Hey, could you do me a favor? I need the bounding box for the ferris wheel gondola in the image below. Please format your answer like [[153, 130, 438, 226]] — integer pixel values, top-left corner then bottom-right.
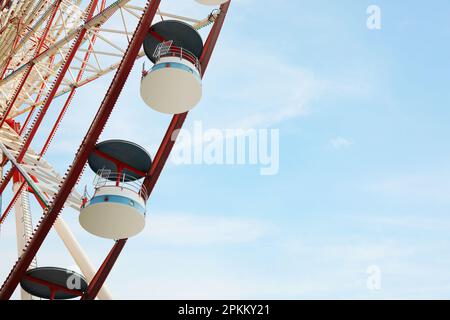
[[0, 0, 232, 300]]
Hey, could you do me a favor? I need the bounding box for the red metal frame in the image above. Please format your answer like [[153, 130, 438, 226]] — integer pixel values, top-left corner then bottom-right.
[[0, 0, 232, 300], [0, 17, 22, 78], [92, 149, 148, 177], [0, 181, 25, 224], [39, 0, 107, 158], [0, 0, 62, 128], [81, 1, 232, 300], [0, 0, 99, 195], [80, 239, 127, 300], [0, 0, 161, 300], [141, 0, 231, 197], [27, 176, 122, 300]]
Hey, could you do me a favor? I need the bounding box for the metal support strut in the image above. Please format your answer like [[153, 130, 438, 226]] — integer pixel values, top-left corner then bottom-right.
[[80, 0, 232, 301], [0, 0, 231, 300], [0, 0, 161, 300]]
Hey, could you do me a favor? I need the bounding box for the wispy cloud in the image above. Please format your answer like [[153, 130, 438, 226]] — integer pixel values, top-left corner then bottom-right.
[[281, 238, 415, 263], [206, 46, 323, 129], [330, 136, 353, 150], [144, 212, 272, 246], [366, 173, 450, 203], [350, 214, 450, 232]]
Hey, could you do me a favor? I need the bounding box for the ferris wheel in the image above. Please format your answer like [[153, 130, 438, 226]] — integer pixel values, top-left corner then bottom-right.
[[0, 0, 231, 300]]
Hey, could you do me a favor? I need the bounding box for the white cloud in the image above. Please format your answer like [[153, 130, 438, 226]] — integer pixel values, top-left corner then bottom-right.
[[144, 212, 271, 246], [281, 239, 415, 263], [121, 274, 258, 300], [350, 214, 450, 232], [330, 136, 353, 150], [120, 270, 318, 300], [200, 37, 375, 131], [367, 173, 450, 203], [207, 46, 321, 129]]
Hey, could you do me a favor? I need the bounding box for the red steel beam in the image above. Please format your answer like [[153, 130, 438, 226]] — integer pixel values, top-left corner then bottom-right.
[[93, 149, 147, 177], [0, 19, 21, 79], [39, 0, 107, 158], [0, 0, 99, 195], [0, 0, 161, 300], [0, 181, 25, 225], [1, 0, 124, 89], [141, 0, 232, 198], [82, 1, 232, 301], [80, 239, 127, 300], [0, 0, 62, 128], [0, 67, 32, 126], [0, 0, 100, 299], [12, 0, 98, 162], [19, 55, 57, 136], [0, 12, 60, 175]]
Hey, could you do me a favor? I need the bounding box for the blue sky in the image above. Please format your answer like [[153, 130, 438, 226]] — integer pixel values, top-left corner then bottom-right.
[[1, 0, 450, 299]]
